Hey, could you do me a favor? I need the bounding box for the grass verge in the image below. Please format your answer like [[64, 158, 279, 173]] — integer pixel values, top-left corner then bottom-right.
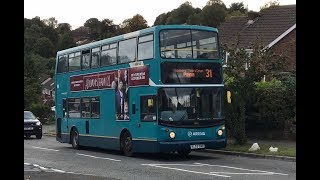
[[223, 142, 296, 157]]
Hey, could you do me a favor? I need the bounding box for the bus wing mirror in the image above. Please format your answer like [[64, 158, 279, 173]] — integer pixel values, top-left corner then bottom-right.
[[227, 91, 232, 104]]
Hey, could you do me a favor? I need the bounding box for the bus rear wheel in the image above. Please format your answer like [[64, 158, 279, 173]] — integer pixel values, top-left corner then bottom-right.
[[121, 131, 133, 157], [71, 129, 80, 149]]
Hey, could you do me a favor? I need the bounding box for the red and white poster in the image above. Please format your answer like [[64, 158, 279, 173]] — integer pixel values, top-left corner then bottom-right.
[[70, 65, 149, 92]]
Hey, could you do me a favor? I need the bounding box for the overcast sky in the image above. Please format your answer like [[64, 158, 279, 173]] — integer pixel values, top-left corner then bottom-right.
[[24, 0, 296, 30]]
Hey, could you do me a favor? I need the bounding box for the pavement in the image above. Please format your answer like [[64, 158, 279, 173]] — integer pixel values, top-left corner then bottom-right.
[[42, 124, 296, 162]]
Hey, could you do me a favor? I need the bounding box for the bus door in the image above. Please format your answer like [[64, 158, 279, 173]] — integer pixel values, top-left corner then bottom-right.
[[61, 97, 69, 135], [56, 97, 67, 139]]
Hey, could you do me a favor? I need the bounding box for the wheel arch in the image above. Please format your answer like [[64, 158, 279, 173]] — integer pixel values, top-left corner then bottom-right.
[[119, 128, 131, 150]]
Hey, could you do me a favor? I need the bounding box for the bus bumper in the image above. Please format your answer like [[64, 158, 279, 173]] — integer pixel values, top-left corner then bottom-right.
[[158, 139, 226, 152], [133, 138, 226, 153]]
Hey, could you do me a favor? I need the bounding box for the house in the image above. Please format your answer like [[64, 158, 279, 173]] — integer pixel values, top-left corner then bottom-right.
[[218, 5, 296, 72], [40, 75, 55, 105]]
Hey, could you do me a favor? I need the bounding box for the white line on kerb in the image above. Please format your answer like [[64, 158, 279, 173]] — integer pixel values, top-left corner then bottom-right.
[[195, 163, 288, 176], [76, 153, 121, 162], [142, 164, 230, 178], [31, 146, 59, 151]]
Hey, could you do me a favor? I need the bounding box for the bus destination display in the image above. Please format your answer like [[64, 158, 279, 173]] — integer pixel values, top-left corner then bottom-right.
[[161, 62, 222, 84]]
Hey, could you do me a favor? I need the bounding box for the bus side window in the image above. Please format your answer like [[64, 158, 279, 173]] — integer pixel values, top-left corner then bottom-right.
[[140, 96, 156, 121]]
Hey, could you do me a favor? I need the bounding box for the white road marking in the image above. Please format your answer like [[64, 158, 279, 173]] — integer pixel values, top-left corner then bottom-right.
[[210, 172, 275, 175], [141, 163, 203, 166], [31, 146, 59, 151], [142, 164, 230, 178], [76, 153, 121, 162], [195, 163, 288, 176], [51, 168, 65, 173], [39, 166, 48, 170], [63, 171, 97, 176], [24, 163, 31, 165]]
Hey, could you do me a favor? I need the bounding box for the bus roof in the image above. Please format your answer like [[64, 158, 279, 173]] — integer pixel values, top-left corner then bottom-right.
[[57, 25, 218, 56]]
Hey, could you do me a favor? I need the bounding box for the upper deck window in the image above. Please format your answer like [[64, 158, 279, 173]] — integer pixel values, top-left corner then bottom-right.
[[101, 43, 117, 67], [118, 38, 136, 64], [160, 30, 219, 60], [81, 50, 90, 70], [57, 55, 68, 73], [91, 47, 100, 68], [138, 34, 154, 60], [69, 52, 81, 71]]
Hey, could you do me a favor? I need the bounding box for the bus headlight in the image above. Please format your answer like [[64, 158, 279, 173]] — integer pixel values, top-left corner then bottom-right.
[[217, 130, 223, 136], [169, 131, 176, 139]]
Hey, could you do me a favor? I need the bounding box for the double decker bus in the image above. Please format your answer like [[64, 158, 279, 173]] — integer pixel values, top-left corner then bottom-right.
[[55, 25, 226, 156]]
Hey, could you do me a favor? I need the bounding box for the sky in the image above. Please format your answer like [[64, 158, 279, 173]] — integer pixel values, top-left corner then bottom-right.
[[24, 0, 296, 30]]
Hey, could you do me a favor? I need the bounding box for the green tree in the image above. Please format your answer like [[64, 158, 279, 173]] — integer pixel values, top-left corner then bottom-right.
[[260, 0, 280, 10], [43, 17, 58, 28], [153, 12, 171, 26], [165, 1, 196, 25], [84, 18, 101, 40], [24, 24, 43, 52], [228, 2, 247, 14], [43, 26, 59, 47], [200, 0, 227, 27], [100, 18, 117, 38], [121, 14, 148, 33], [33, 37, 55, 58], [24, 53, 42, 109], [56, 23, 72, 34], [57, 32, 75, 51], [222, 44, 287, 144], [186, 13, 202, 25]]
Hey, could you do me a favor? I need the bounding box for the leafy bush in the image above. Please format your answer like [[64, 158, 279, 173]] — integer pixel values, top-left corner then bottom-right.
[[254, 78, 296, 132], [225, 94, 247, 145], [29, 103, 52, 124]]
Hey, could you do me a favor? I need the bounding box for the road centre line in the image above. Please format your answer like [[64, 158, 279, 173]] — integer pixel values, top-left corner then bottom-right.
[[142, 164, 230, 178], [76, 153, 121, 162], [195, 163, 288, 176], [31, 146, 59, 151]]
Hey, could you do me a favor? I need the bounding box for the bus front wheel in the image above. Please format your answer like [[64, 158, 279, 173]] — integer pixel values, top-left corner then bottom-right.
[[121, 131, 133, 157], [71, 129, 80, 149]]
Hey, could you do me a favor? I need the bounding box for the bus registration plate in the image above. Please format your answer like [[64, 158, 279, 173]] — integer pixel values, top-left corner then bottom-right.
[[24, 127, 33, 130], [190, 144, 205, 149]]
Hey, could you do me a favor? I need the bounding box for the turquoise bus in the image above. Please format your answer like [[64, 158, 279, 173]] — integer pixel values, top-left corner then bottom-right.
[[55, 25, 226, 156]]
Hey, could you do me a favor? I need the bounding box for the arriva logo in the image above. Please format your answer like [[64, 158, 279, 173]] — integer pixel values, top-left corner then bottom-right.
[[187, 131, 205, 137]]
